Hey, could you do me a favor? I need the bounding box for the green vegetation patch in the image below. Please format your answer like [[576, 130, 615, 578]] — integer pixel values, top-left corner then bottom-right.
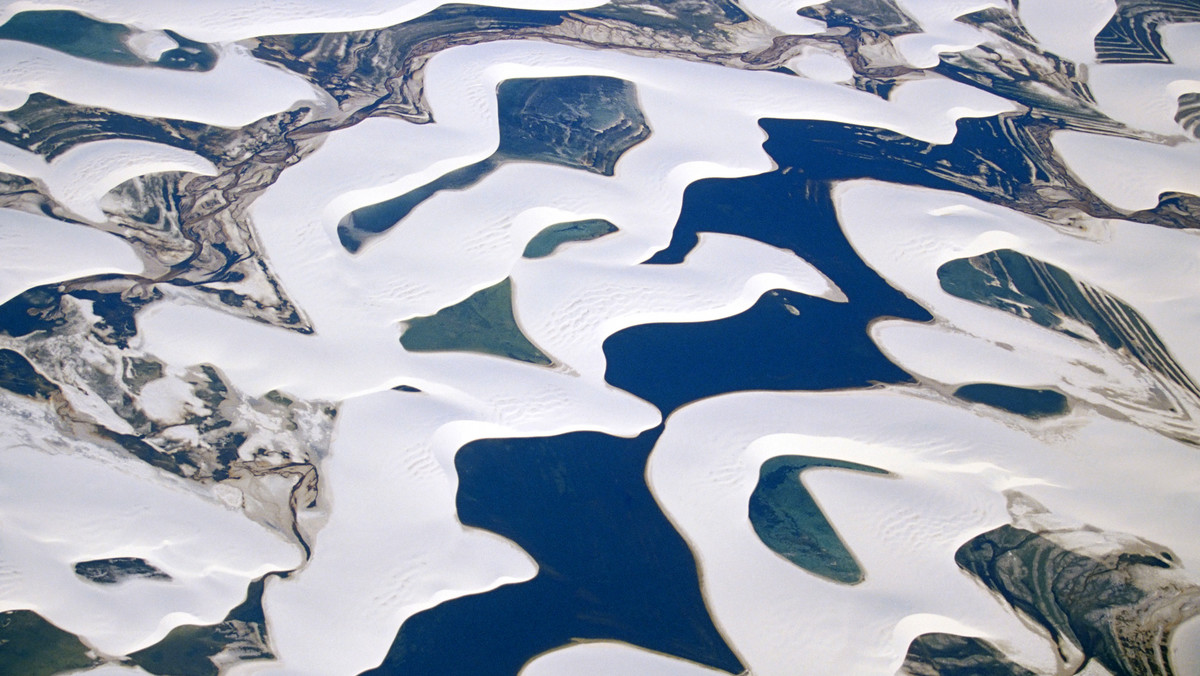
[[938, 248, 1200, 401], [74, 557, 172, 585], [937, 250, 1074, 335], [130, 625, 227, 676], [522, 219, 617, 258], [0, 610, 100, 676], [400, 278, 552, 365], [749, 455, 889, 584], [338, 75, 647, 252]]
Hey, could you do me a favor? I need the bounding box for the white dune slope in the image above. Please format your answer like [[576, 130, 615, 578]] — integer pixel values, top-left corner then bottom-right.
[[0, 209, 143, 304], [0, 138, 216, 221], [649, 389, 1200, 675], [0, 441, 301, 655], [1018, 0, 1115, 63], [0, 40, 321, 126], [1053, 131, 1200, 212], [839, 180, 1200, 435]]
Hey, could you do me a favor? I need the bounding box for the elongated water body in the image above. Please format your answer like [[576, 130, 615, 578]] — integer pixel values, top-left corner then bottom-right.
[[1, 2, 1199, 675], [336, 75, 648, 252], [953, 383, 1068, 419], [606, 169, 927, 413]]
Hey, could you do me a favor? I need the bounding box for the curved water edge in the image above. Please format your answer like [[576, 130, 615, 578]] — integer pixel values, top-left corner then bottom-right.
[[749, 455, 891, 585], [366, 428, 743, 676]]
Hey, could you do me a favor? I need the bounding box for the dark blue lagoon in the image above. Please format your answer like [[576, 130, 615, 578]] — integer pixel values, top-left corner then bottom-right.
[[365, 428, 743, 675], [606, 156, 931, 413]]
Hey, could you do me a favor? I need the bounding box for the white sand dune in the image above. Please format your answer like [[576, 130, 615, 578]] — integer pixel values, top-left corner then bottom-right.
[[0, 208, 143, 304], [888, 0, 1010, 68], [514, 231, 844, 380], [1087, 63, 1200, 137], [0, 441, 301, 656], [0, 138, 217, 221], [0, 39, 322, 126], [1018, 0, 1115, 63], [1162, 22, 1200, 68], [740, 0, 826, 35], [1053, 131, 1200, 211], [835, 180, 1200, 390], [137, 36, 1015, 409], [1028, 0, 1200, 212], [247, 389, 541, 676], [1171, 613, 1200, 676], [1063, 6, 1200, 140]]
